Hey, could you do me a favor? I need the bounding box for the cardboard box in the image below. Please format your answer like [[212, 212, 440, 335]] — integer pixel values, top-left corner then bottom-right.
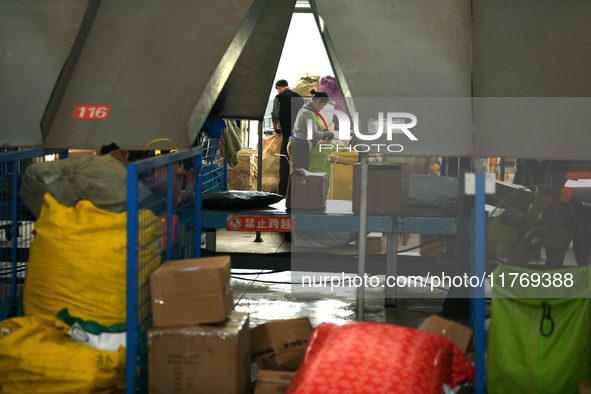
[[228, 151, 255, 191], [418, 315, 472, 353], [353, 162, 410, 216], [148, 311, 250, 394], [250, 318, 312, 371], [366, 232, 386, 254], [290, 169, 328, 210], [247, 136, 283, 193], [254, 370, 295, 394], [150, 256, 233, 328], [419, 234, 446, 258]]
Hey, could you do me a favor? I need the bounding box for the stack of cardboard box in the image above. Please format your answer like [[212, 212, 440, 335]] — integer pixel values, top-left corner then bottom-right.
[[147, 256, 250, 394], [145, 262, 477, 394], [227, 151, 256, 191], [250, 318, 312, 394], [254, 370, 295, 394]]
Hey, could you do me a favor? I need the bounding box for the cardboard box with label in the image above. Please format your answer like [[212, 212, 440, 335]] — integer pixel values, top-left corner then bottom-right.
[[353, 162, 410, 216], [418, 315, 473, 353], [150, 256, 233, 328], [290, 169, 328, 210], [250, 318, 312, 371], [254, 370, 295, 394], [148, 311, 250, 394], [228, 150, 256, 191]]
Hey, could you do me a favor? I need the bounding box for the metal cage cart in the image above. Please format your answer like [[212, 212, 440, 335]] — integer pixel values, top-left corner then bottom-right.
[[125, 146, 202, 394], [0, 148, 68, 316], [197, 133, 227, 194]]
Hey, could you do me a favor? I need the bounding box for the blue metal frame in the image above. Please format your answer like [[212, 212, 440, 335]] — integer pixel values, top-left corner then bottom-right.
[[125, 147, 202, 394], [10, 160, 17, 297], [0, 148, 67, 303], [194, 157, 203, 254], [469, 172, 486, 394], [201, 136, 227, 194], [125, 163, 139, 394], [222, 160, 228, 191], [166, 164, 173, 261], [201, 203, 457, 235]]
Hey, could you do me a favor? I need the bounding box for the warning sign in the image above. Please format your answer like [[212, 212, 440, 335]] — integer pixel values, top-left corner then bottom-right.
[[226, 215, 293, 232]]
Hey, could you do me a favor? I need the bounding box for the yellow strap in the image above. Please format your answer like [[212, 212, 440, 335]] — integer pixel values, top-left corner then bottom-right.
[[143, 138, 178, 152]]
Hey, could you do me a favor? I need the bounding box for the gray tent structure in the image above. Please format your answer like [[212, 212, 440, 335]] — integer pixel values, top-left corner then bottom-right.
[[311, 0, 591, 160], [1, 0, 590, 158], [1, 0, 296, 150]]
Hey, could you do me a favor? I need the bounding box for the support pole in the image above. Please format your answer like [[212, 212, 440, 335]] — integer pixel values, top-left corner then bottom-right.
[[356, 156, 369, 321], [470, 168, 486, 394], [255, 120, 263, 243], [385, 232, 398, 306]]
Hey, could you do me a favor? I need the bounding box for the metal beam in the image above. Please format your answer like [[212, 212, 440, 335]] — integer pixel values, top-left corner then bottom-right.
[[0, 0, 88, 147], [43, 0, 268, 150], [311, 0, 472, 98], [214, 0, 297, 120], [310, 0, 473, 157]]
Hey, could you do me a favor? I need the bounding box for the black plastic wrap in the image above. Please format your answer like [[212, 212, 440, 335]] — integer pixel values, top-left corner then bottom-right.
[[202, 191, 284, 210]]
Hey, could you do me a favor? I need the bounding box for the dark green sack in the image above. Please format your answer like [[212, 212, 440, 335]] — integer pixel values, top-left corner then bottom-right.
[[291, 74, 321, 97]]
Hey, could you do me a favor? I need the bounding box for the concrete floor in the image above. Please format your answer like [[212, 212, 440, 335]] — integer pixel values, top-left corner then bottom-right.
[[222, 225, 579, 331], [217, 229, 488, 329], [216, 226, 580, 393], [219, 224, 582, 393]]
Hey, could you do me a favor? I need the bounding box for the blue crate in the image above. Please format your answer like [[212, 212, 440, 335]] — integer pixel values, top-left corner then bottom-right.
[[199, 135, 227, 194], [125, 147, 202, 394], [0, 147, 204, 393], [0, 148, 67, 319]]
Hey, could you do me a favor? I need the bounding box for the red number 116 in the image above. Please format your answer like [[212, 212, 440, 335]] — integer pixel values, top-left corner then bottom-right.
[[72, 105, 110, 119]]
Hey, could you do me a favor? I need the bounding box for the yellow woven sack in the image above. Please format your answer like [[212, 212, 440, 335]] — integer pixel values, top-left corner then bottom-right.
[[24, 193, 162, 326], [0, 314, 125, 393], [329, 152, 358, 200]]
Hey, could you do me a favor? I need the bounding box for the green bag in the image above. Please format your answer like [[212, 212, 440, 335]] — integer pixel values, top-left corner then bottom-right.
[[308, 143, 337, 181], [487, 264, 591, 394]]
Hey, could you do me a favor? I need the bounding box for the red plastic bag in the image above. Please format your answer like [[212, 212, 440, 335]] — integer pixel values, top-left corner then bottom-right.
[[285, 322, 474, 394]]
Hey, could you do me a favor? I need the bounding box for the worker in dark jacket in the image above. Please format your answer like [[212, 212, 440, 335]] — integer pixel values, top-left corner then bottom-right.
[[271, 79, 304, 196]]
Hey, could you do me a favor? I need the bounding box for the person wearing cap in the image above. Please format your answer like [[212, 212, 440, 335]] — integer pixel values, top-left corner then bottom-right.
[[271, 79, 304, 196]]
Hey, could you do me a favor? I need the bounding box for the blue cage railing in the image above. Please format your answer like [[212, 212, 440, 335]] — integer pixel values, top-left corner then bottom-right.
[[125, 146, 202, 394], [0, 148, 68, 317], [199, 133, 227, 194], [469, 172, 486, 394]]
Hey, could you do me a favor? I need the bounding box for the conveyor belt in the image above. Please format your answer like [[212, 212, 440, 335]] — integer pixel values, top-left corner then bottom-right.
[[202, 199, 457, 234]]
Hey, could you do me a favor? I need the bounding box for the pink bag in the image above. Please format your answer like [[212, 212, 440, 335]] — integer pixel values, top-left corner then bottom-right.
[[319, 76, 345, 130]]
